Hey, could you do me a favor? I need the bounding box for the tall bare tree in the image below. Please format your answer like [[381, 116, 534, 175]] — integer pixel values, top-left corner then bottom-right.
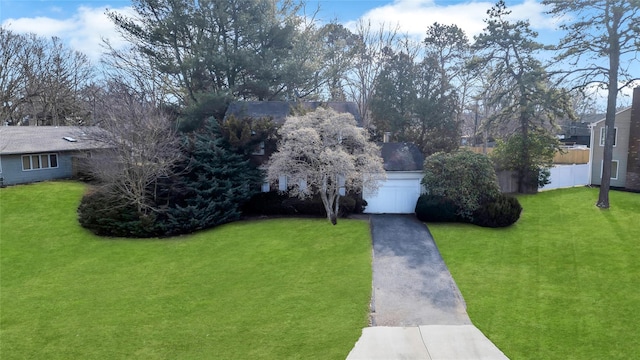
[[344, 20, 399, 129], [542, 0, 640, 208], [86, 80, 182, 215], [316, 22, 360, 101], [0, 26, 94, 126]]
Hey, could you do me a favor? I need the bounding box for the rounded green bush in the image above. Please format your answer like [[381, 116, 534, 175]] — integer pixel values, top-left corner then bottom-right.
[[472, 194, 522, 228], [415, 194, 460, 222], [78, 189, 162, 237], [422, 149, 501, 220]]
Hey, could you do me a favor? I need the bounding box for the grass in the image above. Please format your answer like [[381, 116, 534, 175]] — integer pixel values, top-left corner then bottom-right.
[[429, 187, 640, 360], [0, 181, 372, 359]]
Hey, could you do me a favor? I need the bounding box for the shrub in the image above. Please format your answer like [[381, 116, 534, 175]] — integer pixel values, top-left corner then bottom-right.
[[415, 194, 460, 222], [162, 118, 261, 235], [240, 191, 297, 215], [241, 191, 363, 218], [491, 132, 559, 193], [78, 188, 162, 238], [422, 149, 501, 220], [472, 194, 522, 228]]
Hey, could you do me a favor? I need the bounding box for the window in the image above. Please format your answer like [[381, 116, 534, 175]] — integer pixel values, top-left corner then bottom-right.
[[261, 182, 270, 192], [21, 154, 59, 171], [278, 175, 287, 191], [338, 174, 346, 196], [601, 160, 619, 180], [599, 127, 617, 147]]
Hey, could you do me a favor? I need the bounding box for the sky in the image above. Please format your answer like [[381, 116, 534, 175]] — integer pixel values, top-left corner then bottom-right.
[[0, 0, 564, 62], [0, 0, 637, 106]]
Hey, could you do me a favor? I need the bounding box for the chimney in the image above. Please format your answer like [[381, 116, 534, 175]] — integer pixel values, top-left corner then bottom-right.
[[625, 87, 640, 190], [383, 132, 391, 143]]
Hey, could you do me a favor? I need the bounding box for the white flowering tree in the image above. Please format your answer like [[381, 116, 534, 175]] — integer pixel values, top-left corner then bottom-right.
[[267, 107, 386, 224]]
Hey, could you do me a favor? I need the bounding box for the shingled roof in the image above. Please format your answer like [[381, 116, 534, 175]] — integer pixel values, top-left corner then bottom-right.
[[380, 142, 424, 171], [0, 126, 109, 155], [224, 101, 363, 126]]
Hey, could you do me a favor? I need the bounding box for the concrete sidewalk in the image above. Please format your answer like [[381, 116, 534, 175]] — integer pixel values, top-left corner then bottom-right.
[[346, 325, 509, 360], [346, 215, 509, 359]]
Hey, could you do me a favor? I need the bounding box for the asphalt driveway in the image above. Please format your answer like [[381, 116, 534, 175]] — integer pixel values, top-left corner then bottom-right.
[[369, 214, 471, 326]]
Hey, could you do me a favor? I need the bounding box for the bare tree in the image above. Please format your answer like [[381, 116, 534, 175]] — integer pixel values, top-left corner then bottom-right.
[[344, 20, 399, 129], [543, 0, 640, 208], [267, 107, 385, 225], [85, 80, 182, 215], [101, 40, 178, 108], [0, 26, 95, 126], [0, 28, 45, 124], [36, 37, 94, 126], [0, 27, 25, 124]]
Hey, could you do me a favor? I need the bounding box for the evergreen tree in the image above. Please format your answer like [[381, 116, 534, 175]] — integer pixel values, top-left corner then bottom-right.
[[163, 118, 261, 235], [471, 0, 573, 193]]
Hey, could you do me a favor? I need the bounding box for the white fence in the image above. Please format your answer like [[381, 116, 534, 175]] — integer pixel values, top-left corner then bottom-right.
[[494, 164, 591, 193], [540, 164, 590, 191]]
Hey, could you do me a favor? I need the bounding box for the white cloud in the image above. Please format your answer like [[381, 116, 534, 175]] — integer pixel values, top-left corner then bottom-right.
[[2, 5, 134, 63], [579, 80, 640, 110], [344, 0, 557, 41]]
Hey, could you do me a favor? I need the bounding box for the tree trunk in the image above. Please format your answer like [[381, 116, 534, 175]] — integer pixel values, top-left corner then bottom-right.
[[596, 17, 621, 209], [319, 177, 338, 225], [518, 87, 531, 194]]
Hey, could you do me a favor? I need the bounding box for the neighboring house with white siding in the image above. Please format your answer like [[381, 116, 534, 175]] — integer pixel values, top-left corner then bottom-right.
[[0, 126, 108, 186]]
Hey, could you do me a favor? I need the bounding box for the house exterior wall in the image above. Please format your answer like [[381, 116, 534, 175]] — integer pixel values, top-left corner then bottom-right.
[[590, 108, 631, 187], [363, 171, 424, 214], [0, 151, 78, 186], [625, 88, 640, 191]]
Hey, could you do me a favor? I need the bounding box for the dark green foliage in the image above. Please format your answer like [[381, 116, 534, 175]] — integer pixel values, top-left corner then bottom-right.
[[241, 191, 297, 215], [177, 92, 232, 132], [369, 46, 461, 156], [415, 194, 460, 222], [422, 149, 501, 219], [472, 194, 522, 228], [241, 191, 364, 218], [219, 115, 277, 156], [79, 117, 263, 237], [107, 0, 317, 102], [491, 131, 559, 193], [78, 188, 162, 238], [471, 1, 574, 194], [162, 118, 261, 235]]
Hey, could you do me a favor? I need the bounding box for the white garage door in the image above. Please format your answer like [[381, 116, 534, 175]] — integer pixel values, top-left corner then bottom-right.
[[363, 171, 423, 214]]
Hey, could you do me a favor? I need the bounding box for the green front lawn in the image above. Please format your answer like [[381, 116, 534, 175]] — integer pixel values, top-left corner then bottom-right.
[[0, 181, 372, 359], [429, 187, 640, 359]]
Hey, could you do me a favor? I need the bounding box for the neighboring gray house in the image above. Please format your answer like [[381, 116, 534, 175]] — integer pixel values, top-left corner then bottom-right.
[[588, 87, 640, 190], [0, 126, 107, 186]]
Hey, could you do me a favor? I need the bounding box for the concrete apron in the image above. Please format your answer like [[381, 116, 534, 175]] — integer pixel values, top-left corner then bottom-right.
[[346, 325, 509, 360]]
